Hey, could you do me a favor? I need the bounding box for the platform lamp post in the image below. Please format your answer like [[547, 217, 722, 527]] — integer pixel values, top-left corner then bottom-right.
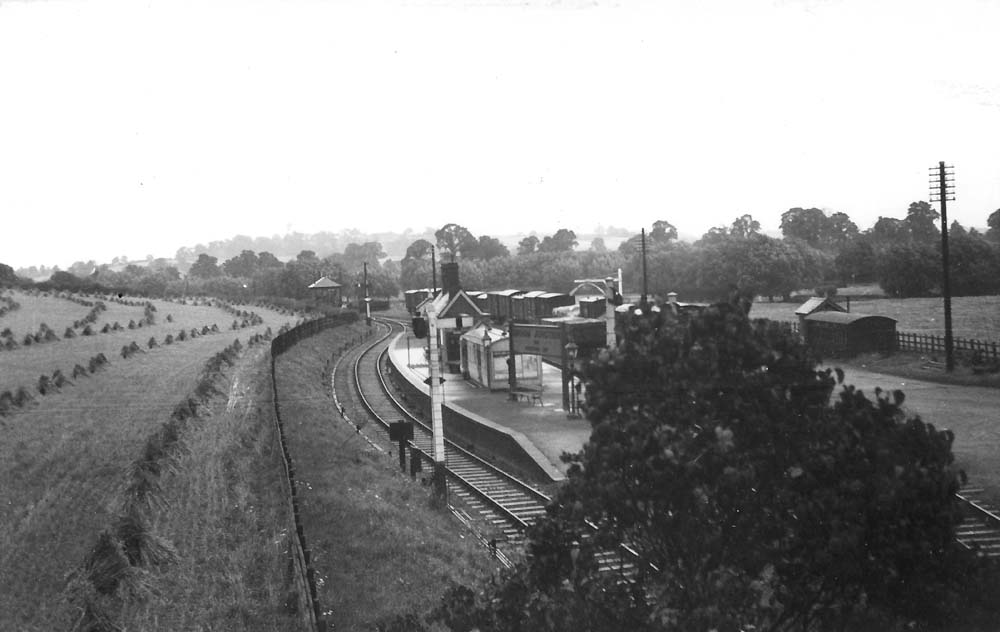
[[565, 341, 579, 418]]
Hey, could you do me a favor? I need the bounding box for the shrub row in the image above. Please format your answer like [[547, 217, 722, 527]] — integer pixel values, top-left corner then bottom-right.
[[120, 341, 143, 359], [57, 291, 97, 307], [0, 293, 20, 318], [72, 301, 107, 329], [0, 387, 33, 417], [0, 353, 109, 416], [1, 316, 221, 353], [67, 337, 250, 627], [0, 324, 232, 416]]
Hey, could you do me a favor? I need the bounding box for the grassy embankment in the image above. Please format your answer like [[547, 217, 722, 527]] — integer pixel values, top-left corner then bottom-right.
[[0, 298, 290, 630], [274, 324, 501, 630]]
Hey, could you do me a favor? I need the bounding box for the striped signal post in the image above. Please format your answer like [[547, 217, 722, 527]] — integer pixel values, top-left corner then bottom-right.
[[425, 301, 448, 503], [930, 161, 956, 372], [362, 261, 371, 327], [604, 276, 618, 347]]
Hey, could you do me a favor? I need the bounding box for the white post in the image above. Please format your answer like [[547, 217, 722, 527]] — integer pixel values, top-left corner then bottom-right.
[[605, 277, 617, 348], [426, 303, 447, 501]]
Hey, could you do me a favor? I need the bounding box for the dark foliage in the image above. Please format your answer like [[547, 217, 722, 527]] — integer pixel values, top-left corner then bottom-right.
[[430, 300, 991, 631]]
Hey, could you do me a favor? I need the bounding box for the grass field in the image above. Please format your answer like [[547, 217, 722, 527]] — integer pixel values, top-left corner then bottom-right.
[[0, 295, 292, 399], [0, 290, 91, 338], [118, 345, 306, 631], [0, 295, 292, 631], [274, 326, 501, 630], [750, 294, 1000, 342]]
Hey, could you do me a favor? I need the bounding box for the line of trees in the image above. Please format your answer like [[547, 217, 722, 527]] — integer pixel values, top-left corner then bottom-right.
[[2, 242, 401, 305], [7, 204, 1000, 303], [395, 206, 1000, 301]]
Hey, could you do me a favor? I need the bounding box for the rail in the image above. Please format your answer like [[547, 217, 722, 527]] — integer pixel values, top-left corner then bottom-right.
[[344, 318, 552, 561]]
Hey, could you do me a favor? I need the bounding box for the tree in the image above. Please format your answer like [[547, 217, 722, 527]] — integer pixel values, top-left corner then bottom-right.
[[986, 209, 1000, 243], [0, 262, 18, 286], [538, 228, 578, 253], [404, 238, 434, 261], [650, 219, 678, 244], [187, 254, 221, 279], [222, 250, 259, 277], [435, 223, 477, 259], [869, 216, 909, 246], [780, 207, 828, 247], [257, 251, 283, 269], [67, 260, 98, 278], [875, 242, 940, 297], [825, 211, 859, 250], [948, 229, 1000, 296], [470, 235, 509, 260], [589, 237, 607, 253], [433, 302, 979, 631], [729, 213, 761, 239], [906, 201, 941, 244], [620, 221, 678, 256], [835, 236, 877, 285], [517, 235, 540, 256], [341, 242, 386, 276]]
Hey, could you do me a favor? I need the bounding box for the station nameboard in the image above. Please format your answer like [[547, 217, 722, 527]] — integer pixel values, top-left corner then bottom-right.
[[510, 323, 563, 360]]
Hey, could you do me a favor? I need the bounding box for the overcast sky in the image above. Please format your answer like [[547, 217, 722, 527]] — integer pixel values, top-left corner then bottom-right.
[[2, 0, 999, 269]]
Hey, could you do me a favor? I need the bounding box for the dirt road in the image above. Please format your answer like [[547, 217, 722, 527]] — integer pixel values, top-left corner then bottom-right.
[[829, 365, 1000, 504]]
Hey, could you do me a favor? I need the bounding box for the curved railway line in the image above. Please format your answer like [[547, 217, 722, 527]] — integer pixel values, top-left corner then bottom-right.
[[331, 317, 554, 566], [332, 316, 1000, 571]]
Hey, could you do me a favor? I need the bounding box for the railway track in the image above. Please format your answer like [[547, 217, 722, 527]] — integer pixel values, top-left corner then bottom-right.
[[334, 316, 1000, 571], [332, 317, 556, 565], [956, 487, 1000, 557]]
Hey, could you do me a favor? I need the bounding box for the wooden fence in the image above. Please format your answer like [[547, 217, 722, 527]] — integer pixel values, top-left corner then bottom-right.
[[895, 331, 1000, 362], [270, 310, 359, 632]]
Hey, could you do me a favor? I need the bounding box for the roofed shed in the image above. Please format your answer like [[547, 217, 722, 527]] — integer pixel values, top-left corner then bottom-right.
[[803, 311, 897, 358], [307, 276, 343, 304]]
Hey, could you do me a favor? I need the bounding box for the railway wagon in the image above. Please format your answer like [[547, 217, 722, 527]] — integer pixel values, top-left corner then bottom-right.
[[531, 292, 575, 321], [485, 289, 523, 322], [511, 291, 546, 322], [578, 296, 607, 319], [467, 291, 489, 314], [404, 288, 433, 314]]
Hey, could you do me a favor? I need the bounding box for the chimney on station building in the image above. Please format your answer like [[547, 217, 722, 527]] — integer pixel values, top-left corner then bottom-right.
[[441, 262, 461, 297]]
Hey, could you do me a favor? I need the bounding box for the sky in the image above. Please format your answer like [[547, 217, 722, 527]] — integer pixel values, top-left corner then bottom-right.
[[2, 0, 999, 269]]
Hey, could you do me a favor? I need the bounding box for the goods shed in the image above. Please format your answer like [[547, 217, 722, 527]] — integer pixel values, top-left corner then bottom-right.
[[803, 311, 897, 358]]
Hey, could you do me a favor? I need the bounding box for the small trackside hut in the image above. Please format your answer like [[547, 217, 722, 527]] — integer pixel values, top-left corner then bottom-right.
[[307, 276, 343, 306]]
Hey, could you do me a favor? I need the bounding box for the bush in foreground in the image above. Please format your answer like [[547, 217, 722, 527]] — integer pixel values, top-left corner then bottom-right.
[[425, 299, 995, 631]]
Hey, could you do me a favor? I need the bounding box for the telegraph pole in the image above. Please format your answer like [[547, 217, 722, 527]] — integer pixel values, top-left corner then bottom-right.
[[640, 228, 648, 308], [930, 161, 956, 372], [430, 246, 438, 297]]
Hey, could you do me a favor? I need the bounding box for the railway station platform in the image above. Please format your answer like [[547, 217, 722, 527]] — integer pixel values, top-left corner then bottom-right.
[[387, 332, 593, 484]]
